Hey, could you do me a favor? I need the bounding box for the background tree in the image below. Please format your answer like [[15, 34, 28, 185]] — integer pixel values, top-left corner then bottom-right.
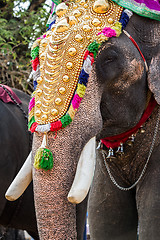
[[0, 0, 50, 94]]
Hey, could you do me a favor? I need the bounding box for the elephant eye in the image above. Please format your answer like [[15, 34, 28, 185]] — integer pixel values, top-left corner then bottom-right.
[[103, 50, 118, 64]]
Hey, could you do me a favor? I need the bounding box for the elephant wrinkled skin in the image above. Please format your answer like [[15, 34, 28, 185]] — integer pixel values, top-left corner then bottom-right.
[[32, 73, 102, 239], [88, 14, 160, 240]]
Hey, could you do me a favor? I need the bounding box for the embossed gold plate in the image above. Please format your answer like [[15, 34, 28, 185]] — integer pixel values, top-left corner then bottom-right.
[[35, 0, 123, 124]]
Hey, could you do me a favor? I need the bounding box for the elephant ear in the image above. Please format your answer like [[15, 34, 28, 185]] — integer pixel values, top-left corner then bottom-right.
[[148, 54, 160, 104]]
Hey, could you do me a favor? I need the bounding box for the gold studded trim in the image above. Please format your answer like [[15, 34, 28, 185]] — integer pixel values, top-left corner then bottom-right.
[[34, 0, 123, 125]]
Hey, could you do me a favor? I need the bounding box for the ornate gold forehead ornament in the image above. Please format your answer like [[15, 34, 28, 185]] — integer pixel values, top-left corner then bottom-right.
[[28, 0, 133, 170]]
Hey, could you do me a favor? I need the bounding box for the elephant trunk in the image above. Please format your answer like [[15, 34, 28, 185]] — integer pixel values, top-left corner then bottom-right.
[[32, 73, 102, 239]]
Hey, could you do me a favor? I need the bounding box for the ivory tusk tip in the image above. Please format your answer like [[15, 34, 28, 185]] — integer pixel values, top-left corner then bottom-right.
[[67, 196, 80, 204], [5, 194, 16, 201], [67, 189, 87, 204]]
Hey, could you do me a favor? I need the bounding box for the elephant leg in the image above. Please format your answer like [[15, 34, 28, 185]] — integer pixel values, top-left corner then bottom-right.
[[88, 153, 138, 240], [136, 145, 160, 240]]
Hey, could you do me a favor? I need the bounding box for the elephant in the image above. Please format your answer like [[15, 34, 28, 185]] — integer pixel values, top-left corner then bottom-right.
[[88, 9, 160, 240], [7, 0, 159, 239], [0, 86, 39, 240]]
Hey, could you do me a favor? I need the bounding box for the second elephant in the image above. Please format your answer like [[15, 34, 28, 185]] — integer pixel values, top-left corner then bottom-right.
[[88, 10, 160, 240]]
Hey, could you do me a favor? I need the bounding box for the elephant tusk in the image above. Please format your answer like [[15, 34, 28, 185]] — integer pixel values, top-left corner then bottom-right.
[[5, 151, 32, 201], [67, 137, 96, 204]]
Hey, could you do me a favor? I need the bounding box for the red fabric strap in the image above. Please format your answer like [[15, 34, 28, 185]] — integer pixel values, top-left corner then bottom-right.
[[101, 96, 157, 149], [0, 85, 22, 104]]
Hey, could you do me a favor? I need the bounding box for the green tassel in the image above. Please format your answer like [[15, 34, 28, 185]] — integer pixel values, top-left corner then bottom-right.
[[34, 133, 53, 171], [34, 148, 43, 169], [34, 148, 53, 170], [39, 148, 53, 170]]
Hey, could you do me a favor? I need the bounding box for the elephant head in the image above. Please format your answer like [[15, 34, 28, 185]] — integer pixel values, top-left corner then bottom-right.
[[88, 10, 160, 240]]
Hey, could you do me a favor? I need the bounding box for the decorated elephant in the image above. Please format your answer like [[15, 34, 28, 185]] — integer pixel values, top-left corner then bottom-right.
[[0, 85, 39, 239], [6, 0, 160, 239]]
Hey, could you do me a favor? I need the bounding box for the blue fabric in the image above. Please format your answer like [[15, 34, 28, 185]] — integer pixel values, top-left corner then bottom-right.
[[119, 11, 130, 29], [78, 69, 89, 87]]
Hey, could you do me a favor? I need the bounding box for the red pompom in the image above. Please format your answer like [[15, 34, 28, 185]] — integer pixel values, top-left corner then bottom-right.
[[30, 122, 38, 133], [31, 57, 39, 71], [50, 121, 62, 132]]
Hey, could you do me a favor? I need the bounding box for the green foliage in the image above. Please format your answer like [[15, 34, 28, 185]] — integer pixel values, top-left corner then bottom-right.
[[0, 0, 50, 93]]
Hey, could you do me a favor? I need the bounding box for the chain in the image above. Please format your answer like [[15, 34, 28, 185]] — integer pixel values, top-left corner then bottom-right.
[[0, 85, 33, 149], [0, 85, 28, 121], [101, 107, 160, 191]]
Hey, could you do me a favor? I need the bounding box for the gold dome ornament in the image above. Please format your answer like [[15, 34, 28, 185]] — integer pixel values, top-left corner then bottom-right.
[[35, 110, 41, 117], [36, 89, 43, 97], [59, 87, 66, 94], [55, 98, 62, 105], [36, 101, 42, 108], [66, 62, 74, 69], [73, 9, 82, 18], [63, 75, 70, 82], [92, 18, 102, 27], [69, 16, 77, 26], [56, 3, 68, 17], [68, 47, 77, 56], [32, 0, 123, 125], [51, 109, 59, 116], [37, 77, 43, 84], [55, 19, 70, 33], [41, 114, 48, 121], [93, 0, 110, 14], [75, 34, 83, 42], [83, 25, 92, 32]]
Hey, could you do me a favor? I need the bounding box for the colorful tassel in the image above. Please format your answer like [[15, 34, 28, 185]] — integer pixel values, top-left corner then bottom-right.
[[39, 149, 53, 170], [34, 133, 53, 171]]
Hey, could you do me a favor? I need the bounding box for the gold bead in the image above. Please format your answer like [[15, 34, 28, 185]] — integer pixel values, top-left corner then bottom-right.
[[63, 75, 70, 82], [87, 35, 91, 40], [66, 62, 73, 69], [51, 109, 58, 116], [85, 15, 90, 20], [84, 4, 88, 8], [37, 77, 43, 84], [55, 98, 62, 105], [36, 100, 42, 108], [80, 0, 86, 5], [59, 87, 66, 94], [83, 25, 91, 32], [36, 89, 43, 97], [41, 114, 48, 121], [97, 27, 101, 31], [73, 9, 82, 17], [92, 18, 101, 27], [35, 110, 41, 117], [55, 19, 69, 33], [108, 17, 114, 24], [93, 0, 110, 14], [52, 45, 58, 50], [69, 16, 77, 26], [56, 3, 68, 17], [68, 47, 77, 56], [73, 4, 78, 9], [75, 34, 83, 42], [75, 0, 81, 2], [46, 31, 51, 37]]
